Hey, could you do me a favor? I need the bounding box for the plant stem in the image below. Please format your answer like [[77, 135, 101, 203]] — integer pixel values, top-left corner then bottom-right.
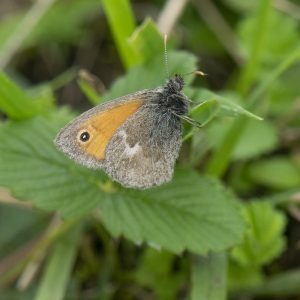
[[191, 252, 227, 300], [157, 0, 188, 35]]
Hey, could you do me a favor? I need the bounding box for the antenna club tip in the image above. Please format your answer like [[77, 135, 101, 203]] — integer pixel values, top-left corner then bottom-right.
[[195, 71, 207, 76]]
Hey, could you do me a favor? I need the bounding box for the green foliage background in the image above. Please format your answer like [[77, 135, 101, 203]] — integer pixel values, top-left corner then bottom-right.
[[0, 0, 300, 299]]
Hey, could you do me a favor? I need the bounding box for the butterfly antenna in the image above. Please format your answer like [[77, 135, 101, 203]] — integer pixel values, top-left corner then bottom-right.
[[182, 70, 207, 77], [164, 34, 170, 79]]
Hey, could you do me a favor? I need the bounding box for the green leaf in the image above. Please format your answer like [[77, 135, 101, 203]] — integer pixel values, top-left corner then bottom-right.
[[98, 171, 245, 254], [35, 225, 81, 300], [267, 68, 300, 116], [246, 156, 300, 189], [230, 119, 278, 160], [206, 119, 278, 160], [103, 51, 197, 101], [217, 98, 263, 121], [0, 117, 245, 254], [0, 72, 54, 120], [228, 263, 264, 291], [238, 10, 300, 72], [191, 252, 227, 300], [190, 98, 219, 126], [191, 89, 263, 122], [134, 248, 184, 300], [205, 43, 300, 177], [102, 0, 138, 68], [128, 18, 163, 64], [231, 201, 287, 267]]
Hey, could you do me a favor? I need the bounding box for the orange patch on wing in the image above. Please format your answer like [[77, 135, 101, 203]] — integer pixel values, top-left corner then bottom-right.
[[81, 99, 142, 160]]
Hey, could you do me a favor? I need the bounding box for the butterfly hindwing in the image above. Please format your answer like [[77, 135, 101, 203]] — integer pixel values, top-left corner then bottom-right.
[[103, 102, 182, 189]]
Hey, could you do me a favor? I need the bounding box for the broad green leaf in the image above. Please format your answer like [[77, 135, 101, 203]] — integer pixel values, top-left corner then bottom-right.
[[128, 18, 163, 64], [103, 51, 198, 101], [102, 0, 138, 68], [0, 72, 54, 120], [230, 119, 278, 160], [246, 156, 300, 189], [206, 119, 278, 160], [98, 171, 245, 254], [35, 225, 81, 300], [231, 201, 287, 267], [0, 117, 245, 254], [191, 252, 227, 300]]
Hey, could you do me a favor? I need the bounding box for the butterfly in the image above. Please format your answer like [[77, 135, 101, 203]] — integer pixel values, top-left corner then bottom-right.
[[54, 72, 202, 189]]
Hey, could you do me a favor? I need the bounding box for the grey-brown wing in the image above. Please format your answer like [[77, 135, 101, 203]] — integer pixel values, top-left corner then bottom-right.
[[103, 104, 182, 189], [54, 89, 151, 169]]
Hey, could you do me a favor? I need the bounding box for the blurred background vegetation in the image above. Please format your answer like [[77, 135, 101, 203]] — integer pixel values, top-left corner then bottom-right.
[[0, 0, 300, 299]]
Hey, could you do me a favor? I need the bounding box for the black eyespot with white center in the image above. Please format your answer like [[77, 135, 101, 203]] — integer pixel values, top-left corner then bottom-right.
[[79, 131, 90, 142]]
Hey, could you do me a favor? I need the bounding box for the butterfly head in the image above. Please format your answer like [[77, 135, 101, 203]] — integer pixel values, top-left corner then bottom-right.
[[159, 74, 188, 116], [165, 74, 184, 93]]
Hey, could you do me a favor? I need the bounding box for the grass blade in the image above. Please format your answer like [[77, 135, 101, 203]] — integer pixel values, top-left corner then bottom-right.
[[34, 225, 81, 300], [102, 0, 138, 69]]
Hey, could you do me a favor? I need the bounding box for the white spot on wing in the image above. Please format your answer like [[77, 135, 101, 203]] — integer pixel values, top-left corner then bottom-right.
[[124, 143, 141, 156], [118, 130, 141, 158]]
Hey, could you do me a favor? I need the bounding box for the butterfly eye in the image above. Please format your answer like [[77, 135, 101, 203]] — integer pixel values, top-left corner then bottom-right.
[[79, 131, 90, 142]]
